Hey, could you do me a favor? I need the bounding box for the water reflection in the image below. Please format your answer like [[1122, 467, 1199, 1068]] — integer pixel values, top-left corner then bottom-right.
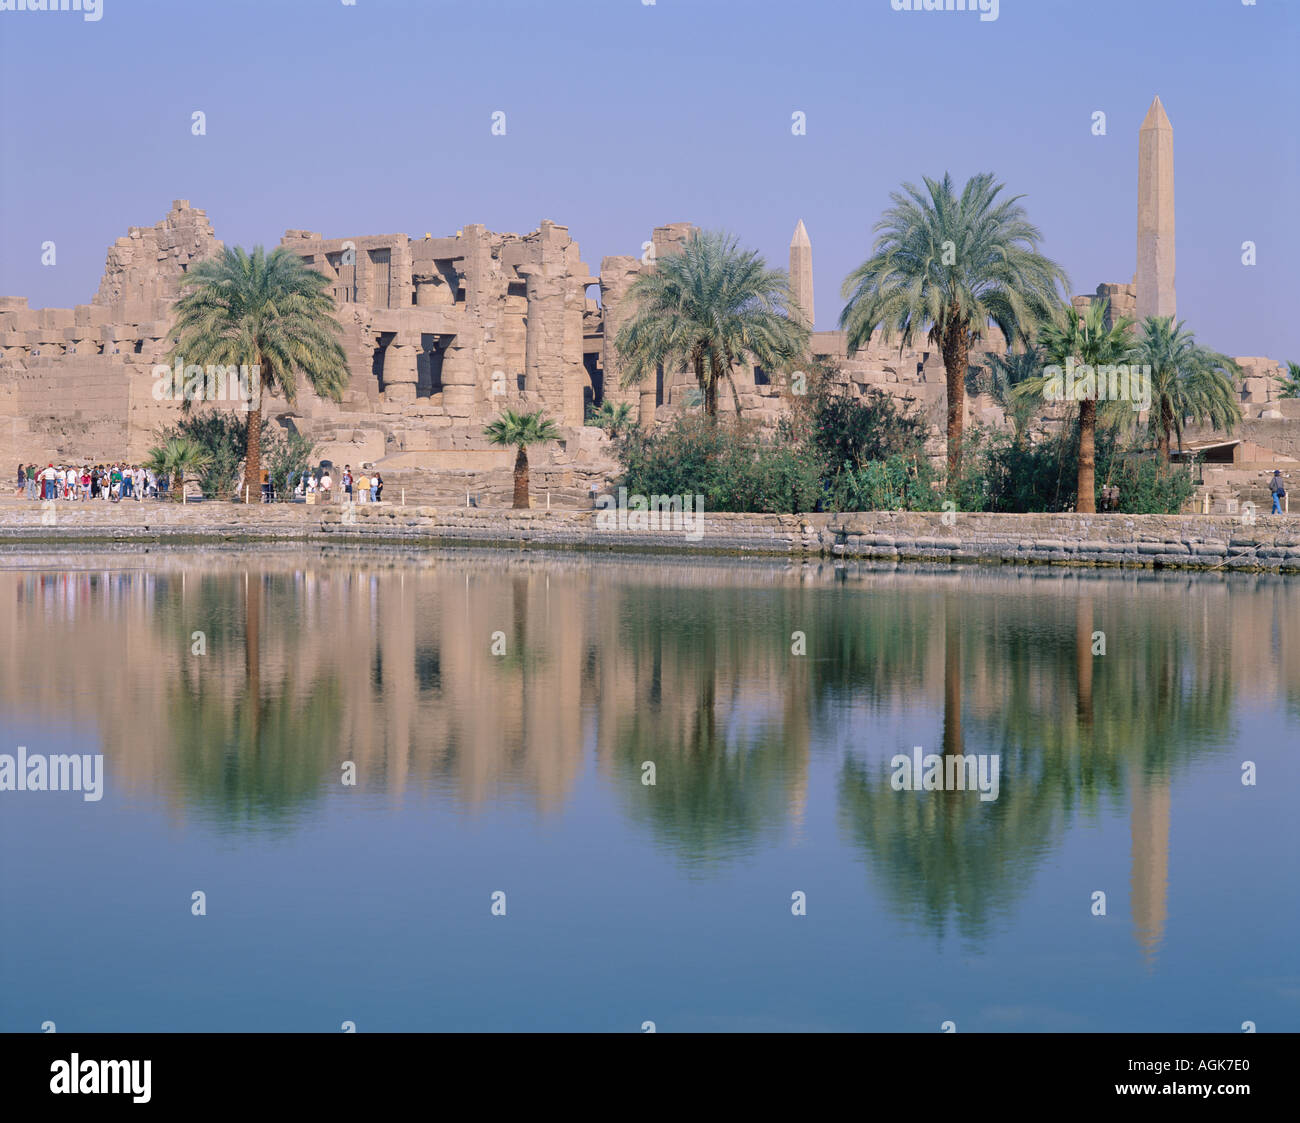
[[2, 551, 1295, 965]]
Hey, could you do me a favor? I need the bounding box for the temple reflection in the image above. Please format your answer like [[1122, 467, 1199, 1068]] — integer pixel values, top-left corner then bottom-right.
[[2, 552, 1295, 962]]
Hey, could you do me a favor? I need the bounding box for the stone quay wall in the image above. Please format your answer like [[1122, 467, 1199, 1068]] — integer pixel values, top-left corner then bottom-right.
[[1, 503, 1297, 573]]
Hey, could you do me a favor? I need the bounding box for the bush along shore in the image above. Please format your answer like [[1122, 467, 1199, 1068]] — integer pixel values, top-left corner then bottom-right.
[[1, 503, 1297, 573]]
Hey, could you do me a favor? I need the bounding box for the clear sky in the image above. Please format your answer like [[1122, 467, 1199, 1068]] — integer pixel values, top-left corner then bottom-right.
[[1, 0, 1296, 358]]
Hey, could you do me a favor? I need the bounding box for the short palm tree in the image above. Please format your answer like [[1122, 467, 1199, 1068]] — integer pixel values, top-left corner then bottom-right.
[[981, 342, 1046, 447], [588, 399, 634, 439], [484, 409, 561, 509], [169, 246, 350, 501], [145, 436, 211, 502], [614, 229, 809, 420], [1016, 301, 1134, 513], [1277, 361, 1300, 399], [840, 173, 1069, 476], [1135, 317, 1241, 463]]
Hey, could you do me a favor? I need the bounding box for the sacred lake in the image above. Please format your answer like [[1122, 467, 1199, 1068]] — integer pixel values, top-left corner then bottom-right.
[[0, 548, 1295, 1032]]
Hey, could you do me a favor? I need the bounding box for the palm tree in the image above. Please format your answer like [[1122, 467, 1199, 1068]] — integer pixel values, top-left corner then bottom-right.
[[840, 173, 1069, 476], [144, 436, 211, 502], [588, 399, 634, 439], [981, 342, 1046, 447], [1276, 361, 1300, 399], [1135, 317, 1241, 463], [1018, 301, 1134, 513], [614, 229, 809, 420], [169, 246, 350, 502], [484, 409, 561, 509]]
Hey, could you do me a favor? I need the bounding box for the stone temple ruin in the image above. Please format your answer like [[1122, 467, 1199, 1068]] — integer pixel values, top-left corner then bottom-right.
[[1, 97, 1295, 507]]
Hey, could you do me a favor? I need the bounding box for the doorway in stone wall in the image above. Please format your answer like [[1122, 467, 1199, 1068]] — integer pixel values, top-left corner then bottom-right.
[[368, 248, 392, 308], [372, 332, 395, 395], [583, 353, 603, 417], [418, 334, 447, 400]]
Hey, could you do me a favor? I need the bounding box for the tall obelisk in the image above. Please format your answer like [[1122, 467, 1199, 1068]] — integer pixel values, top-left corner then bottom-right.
[[1136, 96, 1175, 321], [790, 220, 815, 329]]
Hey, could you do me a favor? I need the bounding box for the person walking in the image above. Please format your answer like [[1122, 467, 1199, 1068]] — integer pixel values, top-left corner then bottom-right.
[[343, 465, 353, 503], [26, 462, 36, 499], [16, 463, 25, 498], [1270, 470, 1286, 515], [371, 471, 381, 503]]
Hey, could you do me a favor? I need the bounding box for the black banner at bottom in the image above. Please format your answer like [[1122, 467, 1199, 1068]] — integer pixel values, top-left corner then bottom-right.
[[1, 1031, 1291, 1109]]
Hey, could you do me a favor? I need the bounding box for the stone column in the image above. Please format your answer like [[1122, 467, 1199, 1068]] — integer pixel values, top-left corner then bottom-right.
[[521, 268, 556, 396], [441, 337, 476, 419], [520, 256, 586, 425], [381, 339, 418, 405], [599, 255, 642, 416], [644, 224, 697, 422], [414, 274, 452, 307]]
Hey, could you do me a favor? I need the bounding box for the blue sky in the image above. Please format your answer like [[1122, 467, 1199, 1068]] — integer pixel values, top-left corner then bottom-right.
[[1, 0, 1297, 358]]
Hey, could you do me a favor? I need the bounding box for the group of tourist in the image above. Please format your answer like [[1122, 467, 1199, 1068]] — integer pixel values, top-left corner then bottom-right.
[[16, 460, 386, 505], [291, 464, 383, 504], [16, 462, 169, 502]]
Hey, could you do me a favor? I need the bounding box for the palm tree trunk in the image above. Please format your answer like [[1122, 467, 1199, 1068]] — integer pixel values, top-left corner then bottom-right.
[[244, 387, 262, 505], [513, 445, 530, 509], [942, 594, 962, 757], [1076, 596, 1094, 732], [245, 571, 261, 744], [695, 353, 716, 421], [940, 318, 969, 478], [174, 469, 184, 503], [1157, 402, 1171, 472], [1077, 397, 1097, 513]]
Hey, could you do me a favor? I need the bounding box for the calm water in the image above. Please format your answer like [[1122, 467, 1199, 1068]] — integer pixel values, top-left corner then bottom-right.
[[1, 548, 1296, 1033]]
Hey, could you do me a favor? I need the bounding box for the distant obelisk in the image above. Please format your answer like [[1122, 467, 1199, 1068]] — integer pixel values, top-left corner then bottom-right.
[[790, 220, 814, 329], [1136, 96, 1176, 321]]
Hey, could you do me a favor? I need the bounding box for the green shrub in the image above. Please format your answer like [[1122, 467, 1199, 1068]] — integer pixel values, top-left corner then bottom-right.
[[159, 411, 313, 501], [827, 454, 942, 512], [810, 387, 932, 468], [265, 429, 318, 500], [1105, 453, 1197, 514], [611, 381, 1194, 515], [163, 413, 249, 499], [957, 425, 1196, 514], [616, 415, 823, 513]]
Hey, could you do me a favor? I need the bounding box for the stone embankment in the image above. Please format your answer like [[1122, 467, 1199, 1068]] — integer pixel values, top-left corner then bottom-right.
[[0, 501, 1297, 572]]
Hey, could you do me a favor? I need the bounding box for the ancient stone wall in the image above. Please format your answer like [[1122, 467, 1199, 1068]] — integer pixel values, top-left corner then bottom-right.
[[1, 184, 1292, 476], [4, 505, 1298, 574], [0, 201, 234, 463]]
